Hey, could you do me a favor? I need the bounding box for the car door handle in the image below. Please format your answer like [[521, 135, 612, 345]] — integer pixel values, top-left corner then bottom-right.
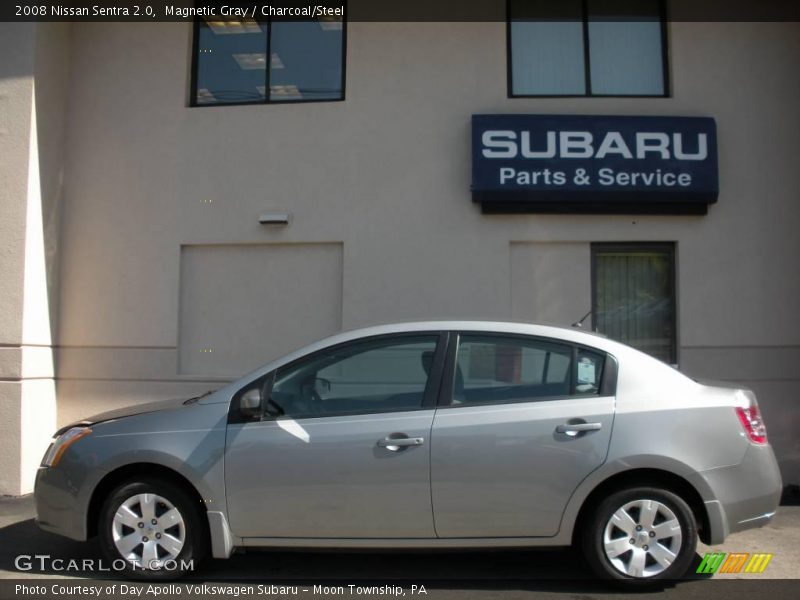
[[377, 436, 424, 450], [556, 422, 602, 436]]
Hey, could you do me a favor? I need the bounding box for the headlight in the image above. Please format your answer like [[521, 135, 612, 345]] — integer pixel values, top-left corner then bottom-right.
[[41, 427, 92, 468]]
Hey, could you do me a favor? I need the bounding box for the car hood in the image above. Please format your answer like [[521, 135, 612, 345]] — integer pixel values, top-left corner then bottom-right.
[[54, 396, 207, 435]]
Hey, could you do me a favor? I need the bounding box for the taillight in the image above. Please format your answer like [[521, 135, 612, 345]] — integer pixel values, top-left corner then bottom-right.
[[736, 404, 767, 444]]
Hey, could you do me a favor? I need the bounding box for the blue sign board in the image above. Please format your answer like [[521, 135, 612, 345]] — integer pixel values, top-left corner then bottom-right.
[[472, 114, 718, 214]]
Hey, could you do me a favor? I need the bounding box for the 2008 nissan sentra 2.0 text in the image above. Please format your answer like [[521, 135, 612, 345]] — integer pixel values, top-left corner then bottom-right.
[[34, 321, 782, 586]]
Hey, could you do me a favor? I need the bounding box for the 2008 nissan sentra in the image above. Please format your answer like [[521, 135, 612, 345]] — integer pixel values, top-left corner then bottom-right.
[[34, 321, 782, 586]]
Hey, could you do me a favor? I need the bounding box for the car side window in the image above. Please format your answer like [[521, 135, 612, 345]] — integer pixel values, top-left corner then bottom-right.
[[269, 335, 439, 419], [575, 347, 606, 395], [452, 335, 605, 406]]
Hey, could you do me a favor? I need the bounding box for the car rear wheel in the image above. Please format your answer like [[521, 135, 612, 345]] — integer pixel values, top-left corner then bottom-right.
[[582, 486, 697, 585], [98, 478, 207, 579]]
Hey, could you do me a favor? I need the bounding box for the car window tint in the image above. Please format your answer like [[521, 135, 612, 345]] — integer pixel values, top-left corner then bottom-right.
[[454, 335, 574, 405], [270, 336, 438, 418], [452, 335, 603, 404]]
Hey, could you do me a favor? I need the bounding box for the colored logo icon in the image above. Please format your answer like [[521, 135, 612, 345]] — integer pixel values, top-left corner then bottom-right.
[[696, 552, 773, 574]]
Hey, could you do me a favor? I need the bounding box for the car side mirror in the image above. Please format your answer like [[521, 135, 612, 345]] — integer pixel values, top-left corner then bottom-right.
[[240, 388, 263, 419]]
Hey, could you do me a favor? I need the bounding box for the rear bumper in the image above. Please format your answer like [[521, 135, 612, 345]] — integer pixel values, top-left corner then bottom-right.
[[694, 443, 782, 545]]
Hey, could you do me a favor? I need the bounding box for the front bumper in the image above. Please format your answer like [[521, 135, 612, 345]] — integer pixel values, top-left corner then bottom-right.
[[694, 443, 782, 545], [34, 466, 87, 541]]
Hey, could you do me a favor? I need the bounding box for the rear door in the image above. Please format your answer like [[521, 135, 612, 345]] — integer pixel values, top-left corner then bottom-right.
[[431, 332, 615, 537]]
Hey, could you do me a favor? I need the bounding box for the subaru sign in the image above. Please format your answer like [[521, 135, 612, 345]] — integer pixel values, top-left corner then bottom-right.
[[472, 114, 718, 214]]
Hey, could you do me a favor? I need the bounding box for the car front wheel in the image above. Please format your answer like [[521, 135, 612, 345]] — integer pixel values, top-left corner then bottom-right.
[[98, 478, 207, 579], [582, 486, 697, 585]]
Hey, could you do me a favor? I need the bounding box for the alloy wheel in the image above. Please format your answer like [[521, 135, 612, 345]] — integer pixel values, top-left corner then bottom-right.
[[112, 493, 186, 569], [602, 498, 683, 578]]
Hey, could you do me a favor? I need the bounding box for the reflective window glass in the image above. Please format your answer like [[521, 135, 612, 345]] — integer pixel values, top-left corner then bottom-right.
[[195, 19, 268, 105], [509, 0, 667, 97], [270, 20, 345, 101], [269, 336, 438, 418], [588, 0, 665, 95], [193, 16, 345, 106], [453, 335, 575, 405]]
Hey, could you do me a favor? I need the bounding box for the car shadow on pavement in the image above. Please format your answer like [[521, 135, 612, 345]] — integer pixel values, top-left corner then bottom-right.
[[0, 516, 711, 593]]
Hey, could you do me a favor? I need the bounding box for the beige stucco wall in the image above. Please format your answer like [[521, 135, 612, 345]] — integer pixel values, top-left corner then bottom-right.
[[0, 22, 69, 494], [47, 20, 800, 488], [178, 243, 344, 376]]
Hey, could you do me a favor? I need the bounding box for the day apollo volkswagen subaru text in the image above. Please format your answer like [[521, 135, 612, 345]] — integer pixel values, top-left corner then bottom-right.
[[34, 321, 782, 585]]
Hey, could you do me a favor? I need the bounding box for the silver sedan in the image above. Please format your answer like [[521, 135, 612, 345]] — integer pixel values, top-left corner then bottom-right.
[[34, 321, 782, 586]]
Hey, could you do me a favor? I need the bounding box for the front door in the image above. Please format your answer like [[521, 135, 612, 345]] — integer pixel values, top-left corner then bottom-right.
[[431, 333, 614, 537], [225, 333, 445, 538]]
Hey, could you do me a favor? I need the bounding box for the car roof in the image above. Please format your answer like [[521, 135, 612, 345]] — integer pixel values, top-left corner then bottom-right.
[[331, 320, 607, 342], [271, 320, 617, 373]]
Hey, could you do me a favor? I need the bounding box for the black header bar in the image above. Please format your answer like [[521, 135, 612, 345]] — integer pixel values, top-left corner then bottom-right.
[[2, 0, 799, 22]]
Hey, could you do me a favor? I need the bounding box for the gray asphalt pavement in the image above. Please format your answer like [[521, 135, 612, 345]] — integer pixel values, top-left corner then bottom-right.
[[0, 496, 798, 599]]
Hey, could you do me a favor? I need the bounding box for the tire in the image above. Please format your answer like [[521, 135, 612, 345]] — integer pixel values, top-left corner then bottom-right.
[[98, 478, 208, 580], [581, 486, 697, 586]]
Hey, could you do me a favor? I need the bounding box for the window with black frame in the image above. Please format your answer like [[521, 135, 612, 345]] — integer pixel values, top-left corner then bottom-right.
[[452, 335, 605, 406], [191, 14, 345, 106], [592, 243, 676, 364], [508, 0, 668, 97], [267, 336, 439, 419]]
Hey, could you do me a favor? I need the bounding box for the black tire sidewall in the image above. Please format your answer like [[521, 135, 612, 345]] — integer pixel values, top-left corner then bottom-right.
[[98, 478, 207, 580], [582, 486, 697, 585]]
